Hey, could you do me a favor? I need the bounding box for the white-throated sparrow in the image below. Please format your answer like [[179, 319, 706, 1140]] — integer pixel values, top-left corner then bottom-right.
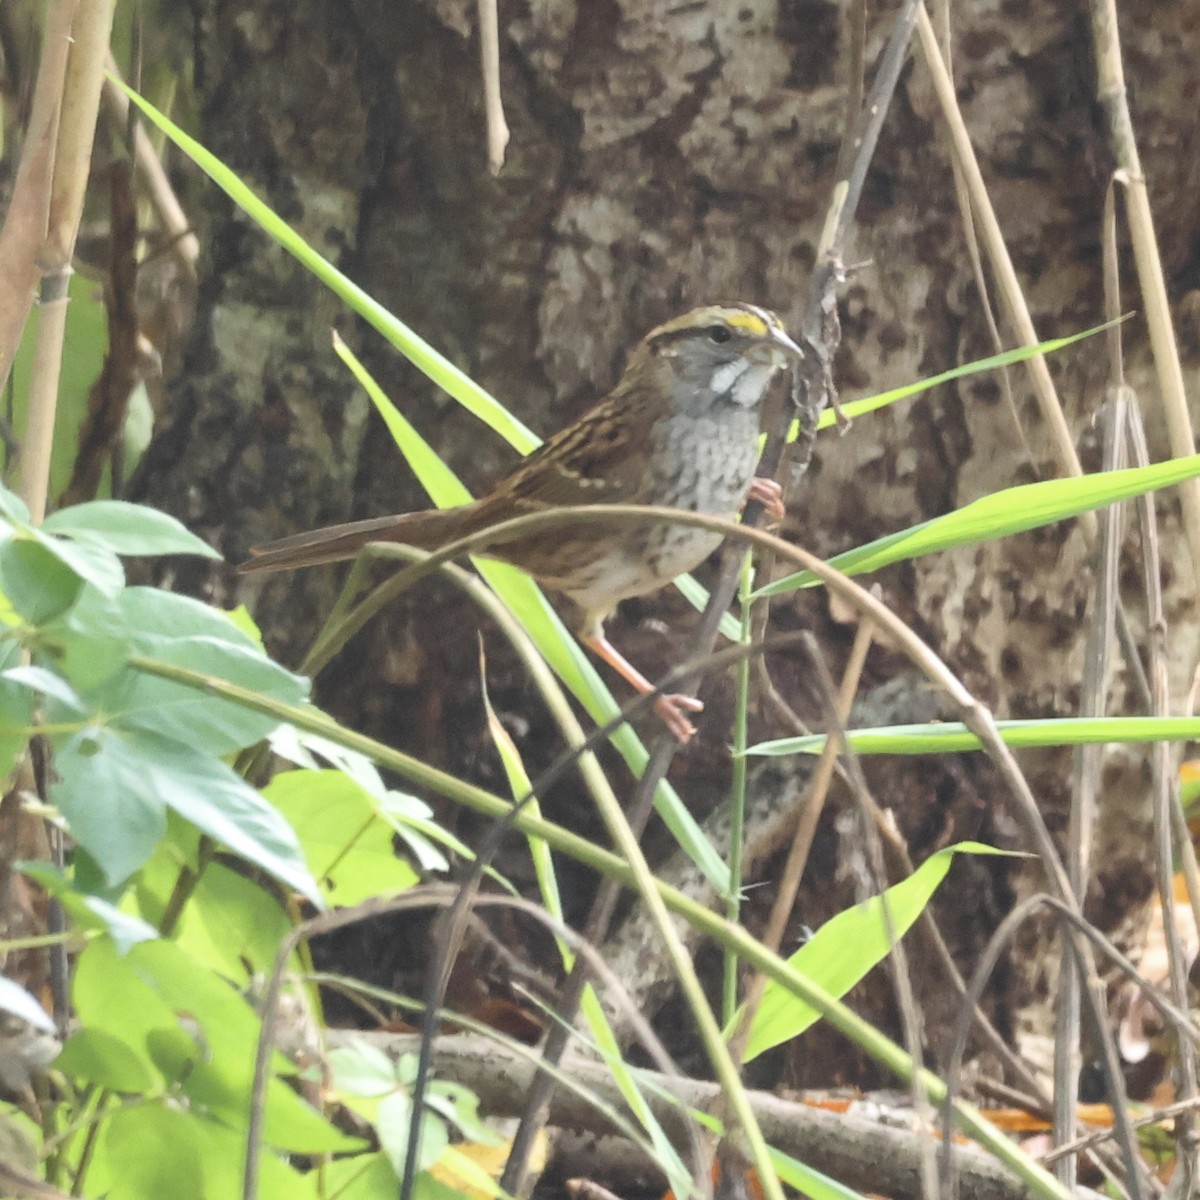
[[242, 303, 802, 740]]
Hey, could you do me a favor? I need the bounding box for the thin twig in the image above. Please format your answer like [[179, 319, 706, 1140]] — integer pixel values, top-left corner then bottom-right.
[[913, 6, 1093, 540], [476, 0, 509, 175], [1087, 0, 1200, 586], [1057, 381, 1127, 1190], [499, 6, 924, 1178], [1042, 1097, 1200, 1169], [1125, 401, 1200, 1192], [101, 54, 199, 275]]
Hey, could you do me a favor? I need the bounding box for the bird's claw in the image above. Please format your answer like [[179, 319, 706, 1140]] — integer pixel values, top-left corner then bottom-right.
[[747, 477, 786, 521], [654, 693, 704, 743]]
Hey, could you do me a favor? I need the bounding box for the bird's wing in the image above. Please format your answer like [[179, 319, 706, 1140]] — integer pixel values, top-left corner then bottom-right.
[[487, 384, 654, 514]]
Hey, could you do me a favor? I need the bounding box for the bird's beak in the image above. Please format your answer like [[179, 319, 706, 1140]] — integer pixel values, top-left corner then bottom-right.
[[767, 325, 805, 361]]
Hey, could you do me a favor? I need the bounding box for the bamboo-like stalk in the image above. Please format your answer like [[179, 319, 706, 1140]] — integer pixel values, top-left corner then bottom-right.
[[13, 0, 118, 522], [0, 0, 76, 397]]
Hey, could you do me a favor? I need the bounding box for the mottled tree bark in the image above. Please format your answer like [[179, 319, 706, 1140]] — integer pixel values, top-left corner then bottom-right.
[[131, 0, 1200, 1094]]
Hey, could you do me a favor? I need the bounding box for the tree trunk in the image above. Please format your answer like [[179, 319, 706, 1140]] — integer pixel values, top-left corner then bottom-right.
[[130, 0, 1200, 1095]]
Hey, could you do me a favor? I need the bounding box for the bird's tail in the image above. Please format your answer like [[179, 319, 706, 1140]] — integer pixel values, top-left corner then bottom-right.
[[240, 506, 480, 574]]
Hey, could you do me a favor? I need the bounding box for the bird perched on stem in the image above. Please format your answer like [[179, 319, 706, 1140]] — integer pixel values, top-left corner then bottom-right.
[[242, 303, 803, 741]]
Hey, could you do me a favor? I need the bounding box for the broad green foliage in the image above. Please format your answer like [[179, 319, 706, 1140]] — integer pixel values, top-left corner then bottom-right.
[[0, 487, 315, 896], [265, 770, 423, 905], [0, 482, 493, 1198]]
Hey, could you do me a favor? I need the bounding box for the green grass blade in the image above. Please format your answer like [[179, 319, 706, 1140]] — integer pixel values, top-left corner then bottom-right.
[[115, 80, 539, 455], [737, 843, 1011, 1061], [809, 320, 1121, 433], [333, 338, 728, 888], [118, 86, 748, 697], [746, 715, 1200, 757], [756, 453, 1200, 598]]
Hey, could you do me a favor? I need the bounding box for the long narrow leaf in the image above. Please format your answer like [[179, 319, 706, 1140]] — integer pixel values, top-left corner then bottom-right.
[[738, 843, 1012, 1061], [116, 81, 538, 454], [334, 337, 728, 888], [810, 321, 1121, 432], [747, 715, 1200, 758], [756, 453, 1200, 597], [478, 685, 694, 1193]]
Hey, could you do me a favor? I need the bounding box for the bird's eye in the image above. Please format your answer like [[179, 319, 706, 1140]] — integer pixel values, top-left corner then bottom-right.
[[706, 325, 732, 344]]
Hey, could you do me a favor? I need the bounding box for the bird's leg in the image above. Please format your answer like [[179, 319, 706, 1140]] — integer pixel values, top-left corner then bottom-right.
[[583, 633, 703, 743], [747, 477, 786, 521]]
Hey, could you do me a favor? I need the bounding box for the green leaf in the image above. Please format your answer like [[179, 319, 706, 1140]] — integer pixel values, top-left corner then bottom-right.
[[0, 539, 84, 623], [51, 725, 169, 885], [329, 1039, 402, 1098], [2, 665, 87, 713], [772, 1147, 870, 1199], [104, 1104, 206, 1200], [42, 585, 272, 697], [174, 1036, 359, 1154], [49, 724, 320, 904], [56, 1028, 157, 1093], [118, 85, 538, 453], [426, 1081, 502, 1145], [740, 842, 1010, 1061], [809, 321, 1121, 433], [102, 635, 309, 755], [36, 586, 135, 690], [746, 715, 1200, 757], [377, 791, 450, 874], [18, 863, 157, 953], [43, 500, 221, 559], [320, 1153, 404, 1200], [31, 528, 125, 595], [169, 862, 293, 979], [377, 1090, 447, 1179], [0, 673, 34, 779], [481, 682, 566, 954], [755, 454, 1200, 598], [132, 733, 320, 906], [0, 977, 54, 1034], [265, 770, 418, 905], [186, 1113, 321, 1200], [119, 586, 262, 648], [135, 819, 270, 990], [97, 937, 358, 1154], [224, 603, 267, 647], [71, 936, 175, 1090], [39, 586, 309, 755], [0, 486, 31, 523]]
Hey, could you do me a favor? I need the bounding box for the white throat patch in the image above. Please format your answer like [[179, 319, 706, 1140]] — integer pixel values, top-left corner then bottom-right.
[[711, 359, 775, 408], [710, 358, 748, 398]]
